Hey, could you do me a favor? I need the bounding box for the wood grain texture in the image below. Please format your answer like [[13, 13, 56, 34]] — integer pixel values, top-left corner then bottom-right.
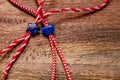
[[0, 0, 120, 80]]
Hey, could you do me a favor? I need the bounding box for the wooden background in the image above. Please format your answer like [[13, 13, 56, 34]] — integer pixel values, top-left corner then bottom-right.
[[0, 0, 120, 80]]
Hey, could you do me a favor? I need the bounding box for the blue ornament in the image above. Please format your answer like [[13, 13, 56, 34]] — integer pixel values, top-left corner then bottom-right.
[[26, 23, 40, 36], [42, 24, 54, 37]]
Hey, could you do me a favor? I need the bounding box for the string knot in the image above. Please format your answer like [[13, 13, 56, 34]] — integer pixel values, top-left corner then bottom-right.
[[42, 24, 54, 37], [26, 23, 40, 36]]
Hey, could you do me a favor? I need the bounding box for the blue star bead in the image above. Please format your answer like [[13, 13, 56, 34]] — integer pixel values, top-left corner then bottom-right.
[[42, 24, 54, 37], [26, 23, 40, 36]]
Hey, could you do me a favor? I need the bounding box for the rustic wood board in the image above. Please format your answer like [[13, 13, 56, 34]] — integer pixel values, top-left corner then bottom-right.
[[0, 0, 120, 80]]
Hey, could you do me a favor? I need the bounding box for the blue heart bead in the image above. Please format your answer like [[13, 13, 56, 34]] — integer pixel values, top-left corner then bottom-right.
[[42, 24, 54, 37], [26, 23, 40, 36], [32, 29, 39, 36]]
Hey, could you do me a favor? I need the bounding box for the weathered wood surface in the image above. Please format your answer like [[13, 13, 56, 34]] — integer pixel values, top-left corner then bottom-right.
[[0, 0, 120, 80]]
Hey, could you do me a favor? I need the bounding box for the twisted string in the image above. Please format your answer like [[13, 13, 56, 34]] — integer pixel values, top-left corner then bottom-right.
[[0, 36, 25, 55], [36, 0, 110, 23], [1, 0, 110, 80], [36, 0, 57, 80], [1, 1, 44, 79], [8, 0, 36, 15], [8, 0, 109, 23], [3, 32, 31, 79], [49, 35, 57, 80], [49, 35, 72, 80], [35, 0, 72, 79]]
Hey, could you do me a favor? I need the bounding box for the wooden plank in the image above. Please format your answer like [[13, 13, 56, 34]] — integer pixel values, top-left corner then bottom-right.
[[0, 0, 120, 80]]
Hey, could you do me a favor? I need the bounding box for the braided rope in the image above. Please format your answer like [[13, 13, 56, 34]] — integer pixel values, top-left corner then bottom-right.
[[36, 0, 57, 80], [1, 1, 43, 79], [35, 0, 72, 79], [3, 32, 31, 79], [37, 1, 73, 78], [37, 0, 109, 23], [35, 0, 45, 24], [8, 0, 109, 24], [50, 35, 72, 80], [1, 0, 110, 80], [49, 35, 57, 80], [8, 0, 36, 15], [40, 8, 49, 26], [0, 38, 24, 54], [7, 0, 109, 80], [0, 33, 29, 55]]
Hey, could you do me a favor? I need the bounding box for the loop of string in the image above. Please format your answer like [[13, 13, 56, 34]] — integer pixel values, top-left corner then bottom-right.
[[2, 32, 31, 79], [36, 0, 72, 79], [1, 0, 109, 80], [0, 0, 43, 79], [8, 0, 109, 24]]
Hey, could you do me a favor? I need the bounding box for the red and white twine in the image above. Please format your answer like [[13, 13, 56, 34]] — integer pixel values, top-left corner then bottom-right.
[[8, 0, 109, 23], [3, 32, 31, 79], [0, 0, 109, 80]]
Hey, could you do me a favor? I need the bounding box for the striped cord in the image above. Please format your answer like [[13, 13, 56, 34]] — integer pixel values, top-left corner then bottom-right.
[[8, 0, 109, 23], [49, 35, 72, 80], [49, 35, 57, 80], [0, 33, 28, 55], [3, 32, 31, 79], [36, 0, 57, 80], [1, 0, 110, 80], [8, 0, 36, 15], [1, 0, 44, 79], [36, 0, 72, 80]]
